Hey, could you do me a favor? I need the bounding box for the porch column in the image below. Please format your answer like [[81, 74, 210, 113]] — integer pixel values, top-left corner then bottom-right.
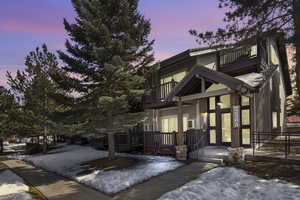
[[231, 93, 241, 148], [199, 98, 208, 131], [195, 100, 201, 129], [176, 97, 187, 160], [177, 97, 184, 145]]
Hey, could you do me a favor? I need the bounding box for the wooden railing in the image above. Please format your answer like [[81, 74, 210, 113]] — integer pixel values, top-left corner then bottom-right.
[[219, 46, 256, 67], [158, 80, 178, 100], [144, 80, 178, 105], [144, 130, 208, 156]]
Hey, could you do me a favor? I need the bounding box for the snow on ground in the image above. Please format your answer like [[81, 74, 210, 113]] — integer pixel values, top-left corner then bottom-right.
[[12, 144, 183, 194], [0, 170, 34, 200], [3, 143, 26, 153], [197, 146, 229, 157], [159, 167, 300, 200]]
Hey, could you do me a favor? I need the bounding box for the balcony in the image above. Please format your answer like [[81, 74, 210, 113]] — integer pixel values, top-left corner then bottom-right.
[[143, 80, 178, 108], [218, 44, 266, 76]]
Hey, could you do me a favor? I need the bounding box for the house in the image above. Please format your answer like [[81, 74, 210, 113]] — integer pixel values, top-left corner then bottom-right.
[[143, 33, 292, 160]]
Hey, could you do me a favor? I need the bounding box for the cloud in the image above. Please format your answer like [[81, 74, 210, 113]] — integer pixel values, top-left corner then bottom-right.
[[0, 19, 66, 36]]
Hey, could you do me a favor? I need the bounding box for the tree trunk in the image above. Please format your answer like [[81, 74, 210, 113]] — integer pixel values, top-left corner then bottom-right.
[[43, 126, 47, 154], [0, 139, 3, 154], [293, 0, 300, 95], [107, 112, 115, 159], [108, 133, 115, 159]]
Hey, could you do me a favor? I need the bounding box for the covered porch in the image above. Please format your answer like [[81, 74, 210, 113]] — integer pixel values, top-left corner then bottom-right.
[[145, 64, 262, 160]]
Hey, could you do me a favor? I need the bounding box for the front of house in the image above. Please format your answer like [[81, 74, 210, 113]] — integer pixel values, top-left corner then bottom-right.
[[143, 34, 292, 159]]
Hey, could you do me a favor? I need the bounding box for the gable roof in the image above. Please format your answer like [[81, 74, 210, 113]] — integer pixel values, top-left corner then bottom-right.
[[167, 64, 255, 100]]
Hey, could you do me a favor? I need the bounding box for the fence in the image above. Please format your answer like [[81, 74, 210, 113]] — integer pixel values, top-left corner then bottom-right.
[[144, 131, 177, 155], [252, 132, 300, 158], [144, 130, 208, 157], [186, 130, 207, 159]]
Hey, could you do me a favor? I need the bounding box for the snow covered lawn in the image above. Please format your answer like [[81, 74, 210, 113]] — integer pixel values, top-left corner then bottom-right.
[[11, 144, 183, 194], [159, 167, 300, 200], [3, 143, 26, 153], [0, 170, 34, 200]]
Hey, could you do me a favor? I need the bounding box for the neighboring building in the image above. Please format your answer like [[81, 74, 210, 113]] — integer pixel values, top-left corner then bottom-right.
[[143, 33, 292, 150]]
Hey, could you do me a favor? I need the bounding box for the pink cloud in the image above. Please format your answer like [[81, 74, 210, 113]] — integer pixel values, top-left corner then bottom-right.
[[0, 19, 65, 36], [151, 15, 224, 37]]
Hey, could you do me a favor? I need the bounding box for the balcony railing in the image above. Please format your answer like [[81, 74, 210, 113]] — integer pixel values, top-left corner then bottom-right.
[[219, 46, 257, 67], [144, 80, 178, 106], [159, 80, 178, 100]]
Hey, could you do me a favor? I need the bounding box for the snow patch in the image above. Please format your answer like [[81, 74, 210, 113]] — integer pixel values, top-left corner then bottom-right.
[[0, 170, 34, 200], [159, 167, 300, 200], [235, 73, 264, 87], [13, 144, 183, 194]]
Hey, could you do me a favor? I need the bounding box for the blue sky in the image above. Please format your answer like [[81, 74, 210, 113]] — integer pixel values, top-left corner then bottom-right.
[[0, 0, 225, 86]]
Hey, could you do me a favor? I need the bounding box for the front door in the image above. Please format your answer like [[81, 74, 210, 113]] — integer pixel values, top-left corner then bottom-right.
[[208, 95, 232, 146]]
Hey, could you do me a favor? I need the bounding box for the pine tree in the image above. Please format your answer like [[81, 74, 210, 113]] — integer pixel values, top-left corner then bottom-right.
[[7, 44, 64, 153], [54, 0, 154, 159], [0, 87, 24, 152], [190, 0, 300, 100]]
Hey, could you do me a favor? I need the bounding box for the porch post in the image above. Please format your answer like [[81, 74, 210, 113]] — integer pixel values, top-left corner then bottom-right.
[[176, 97, 187, 160], [195, 100, 201, 129], [231, 93, 241, 148], [177, 97, 184, 145]]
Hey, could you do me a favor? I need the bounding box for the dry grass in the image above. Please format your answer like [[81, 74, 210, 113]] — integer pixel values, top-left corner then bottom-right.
[[28, 186, 47, 200], [229, 161, 300, 185], [82, 156, 140, 172]]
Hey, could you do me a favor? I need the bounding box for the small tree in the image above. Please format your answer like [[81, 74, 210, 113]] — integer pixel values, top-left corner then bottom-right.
[[52, 0, 154, 159], [7, 44, 64, 153]]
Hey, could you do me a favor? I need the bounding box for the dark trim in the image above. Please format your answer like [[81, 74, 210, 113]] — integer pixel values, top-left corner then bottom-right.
[[167, 64, 255, 101], [276, 38, 293, 96]]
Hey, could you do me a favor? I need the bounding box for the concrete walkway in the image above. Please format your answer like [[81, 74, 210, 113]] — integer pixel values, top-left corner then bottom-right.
[[2, 159, 111, 200], [113, 162, 217, 200], [2, 158, 217, 200]]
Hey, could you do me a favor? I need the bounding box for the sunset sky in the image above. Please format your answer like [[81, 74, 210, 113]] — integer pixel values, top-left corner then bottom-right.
[[0, 0, 225, 87]]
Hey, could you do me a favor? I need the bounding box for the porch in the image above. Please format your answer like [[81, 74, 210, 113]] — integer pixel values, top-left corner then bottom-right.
[[145, 65, 259, 160]]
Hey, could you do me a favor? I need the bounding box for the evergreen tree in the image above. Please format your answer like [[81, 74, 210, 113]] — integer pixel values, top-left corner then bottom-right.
[[0, 86, 12, 153], [54, 0, 154, 159], [190, 0, 300, 98], [7, 44, 65, 153]]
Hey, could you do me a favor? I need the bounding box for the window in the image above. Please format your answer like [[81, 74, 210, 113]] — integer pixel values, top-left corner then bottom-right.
[[209, 113, 216, 126], [209, 97, 216, 110], [251, 45, 257, 57], [241, 96, 250, 106], [222, 113, 232, 143], [220, 95, 230, 109], [242, 110, 250, 125], [160, 116, 188, 132], [242, 129, 251, 145], [210, 130, 216, 144], [272, 112, 278, 128]]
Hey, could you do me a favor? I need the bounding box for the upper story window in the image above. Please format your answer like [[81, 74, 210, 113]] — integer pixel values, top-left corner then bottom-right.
[[160, 71, 187, 84]]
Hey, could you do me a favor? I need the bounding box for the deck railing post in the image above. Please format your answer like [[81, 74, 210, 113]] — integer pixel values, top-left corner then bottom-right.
[[285, 133, 288, 159], [253, 132, 255, 157]]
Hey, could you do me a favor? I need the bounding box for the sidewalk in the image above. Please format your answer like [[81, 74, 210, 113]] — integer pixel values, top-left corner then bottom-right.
[[113, 162, 217, 200], [2, 159, 111, 200], [2, 158, 217, 200]]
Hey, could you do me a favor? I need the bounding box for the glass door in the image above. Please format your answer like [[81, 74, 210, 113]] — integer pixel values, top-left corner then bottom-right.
[[208, 95, 232, 146], [221, 112, 232, 145]]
